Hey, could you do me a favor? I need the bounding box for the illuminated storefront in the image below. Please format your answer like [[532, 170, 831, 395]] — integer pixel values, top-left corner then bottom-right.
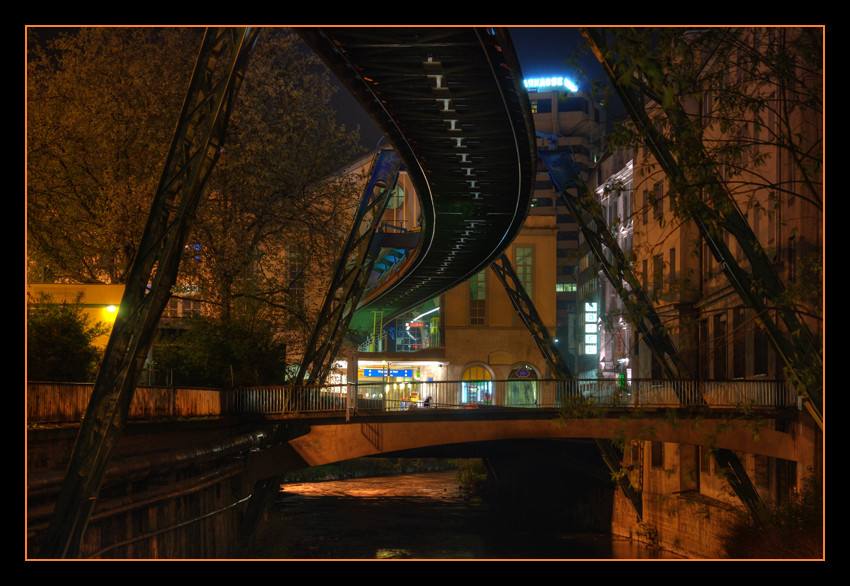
[[357, 359, 448, 410], [461, 364, 492, 405], [505, 364, 539, 406]]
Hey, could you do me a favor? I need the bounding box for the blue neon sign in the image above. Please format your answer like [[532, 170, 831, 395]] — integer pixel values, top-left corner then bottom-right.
[[523, 76, 579, 93], [362, 368, 414, 378]]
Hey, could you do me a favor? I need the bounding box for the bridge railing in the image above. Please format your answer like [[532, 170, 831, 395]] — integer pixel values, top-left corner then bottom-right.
[[225, 378, 797, 415], [26, 382, 224, 424], [26, 378, 797, 424]]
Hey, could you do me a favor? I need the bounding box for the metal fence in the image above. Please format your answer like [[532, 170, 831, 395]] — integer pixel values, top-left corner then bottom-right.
[[27, 378, 797, 423], [224, 378, 797, 415]]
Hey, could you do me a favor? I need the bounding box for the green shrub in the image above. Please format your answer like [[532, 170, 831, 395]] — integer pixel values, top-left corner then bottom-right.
[[27, 294, 108, 382]]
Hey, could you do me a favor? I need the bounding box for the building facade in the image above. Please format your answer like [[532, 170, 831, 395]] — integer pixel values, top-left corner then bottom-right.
[[526, 84, 608, 374], [349, 148, 559, 408], [618, 28, 823, 522], [577, 148, 636, 382]]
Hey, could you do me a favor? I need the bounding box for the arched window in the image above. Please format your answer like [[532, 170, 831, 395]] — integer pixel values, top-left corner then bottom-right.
[[461, 365, 492, 405], [506, 364, 538, 407]]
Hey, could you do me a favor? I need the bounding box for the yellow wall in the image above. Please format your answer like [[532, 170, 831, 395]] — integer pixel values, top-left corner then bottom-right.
[[27, 283, 125, 349], [442, 213, 559, 380]]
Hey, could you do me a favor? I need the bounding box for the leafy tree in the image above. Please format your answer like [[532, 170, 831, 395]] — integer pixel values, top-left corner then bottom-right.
[[152, 315, 288, 387], [579, 27, 823, 417], [180, 29, 367, 340], [27, 294, 108, 382], [28, 27, 369, 377], [27, 27, 201, 284]]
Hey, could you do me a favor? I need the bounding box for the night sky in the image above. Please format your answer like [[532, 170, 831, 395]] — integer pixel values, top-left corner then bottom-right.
[[334, 26, 606, 151], [27, 26, 612, 152]]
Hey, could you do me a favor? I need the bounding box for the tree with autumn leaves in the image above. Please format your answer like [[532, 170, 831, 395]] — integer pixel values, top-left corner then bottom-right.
[[27, 27, 368, 385]]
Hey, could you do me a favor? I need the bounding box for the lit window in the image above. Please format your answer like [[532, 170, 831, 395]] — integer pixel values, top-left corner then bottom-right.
[[469, 271, 486, 325], [516, 246, 533, 300]]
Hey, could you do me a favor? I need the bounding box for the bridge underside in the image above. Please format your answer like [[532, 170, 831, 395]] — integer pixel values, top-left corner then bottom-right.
[[298, 28, 536, 333], [244, 412, 800, 483]]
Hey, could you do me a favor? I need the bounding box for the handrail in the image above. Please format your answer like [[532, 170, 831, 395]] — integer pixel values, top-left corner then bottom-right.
[[27, 379, 797, 424]]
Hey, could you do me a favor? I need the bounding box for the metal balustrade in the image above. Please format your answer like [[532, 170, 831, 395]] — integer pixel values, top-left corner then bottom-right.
[[27, 379, 797, 424], [224, 378, 797, 416]]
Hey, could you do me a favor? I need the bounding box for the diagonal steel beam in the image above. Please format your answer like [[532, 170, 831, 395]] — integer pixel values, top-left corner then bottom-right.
[[539, 149, 768, 525], [294, 149, 402, 387], [539, 150, 694, 384], [491, 254, 573, 381], [490, 253, 643, 521], [240, 150, 402, 534], [38, 27, 260, 559], [581, 27, 822, 431]]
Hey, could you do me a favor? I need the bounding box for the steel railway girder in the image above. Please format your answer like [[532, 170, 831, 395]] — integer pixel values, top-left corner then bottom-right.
[[40, 28, 261, 558], [538, 148, 768, 526], [298, 27, 536, 327], [295, 150, 402, 387], [539, 150, 696, 387], [490, 253, 644, 521]]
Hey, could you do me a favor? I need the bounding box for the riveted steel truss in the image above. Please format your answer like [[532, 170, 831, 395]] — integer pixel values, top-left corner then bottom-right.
[[40, 28, 261, 558], [581, 28, 821, 430], [295, 149, 402, 387], [490, 253, 644, 521], [540, 150, 695, 384], [539, 149, 768, 526]]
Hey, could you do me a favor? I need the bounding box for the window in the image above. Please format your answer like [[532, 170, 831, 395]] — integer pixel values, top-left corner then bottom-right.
[[385, 184, 404, 210], [559, 96, 589, 113], [713, 313, 727, 379], [515, 246, 533, 300], [668, 248, 676, 282], [288, 252, 306, 310], [531, 98, 551, 114], [469, 270, 486, 325], [164, 297, 179, 318], [653, 181, 664, 221], [699, 445, 711, 475], [699, 319, 710, 379], [733, 308, 745, 378], [461, 365, 492, 404], [754, 322, 768, 376], [651, 441, 664, 468], [702, 91, 713, 121], [787, 235, 797, 282], [653, 253, 664, 292]]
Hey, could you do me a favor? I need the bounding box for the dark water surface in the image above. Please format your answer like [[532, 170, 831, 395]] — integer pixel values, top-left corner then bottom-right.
[[239, 470, 683, 560]]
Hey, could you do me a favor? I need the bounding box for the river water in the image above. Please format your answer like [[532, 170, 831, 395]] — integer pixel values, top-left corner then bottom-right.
[[238, 470, 683, 560]]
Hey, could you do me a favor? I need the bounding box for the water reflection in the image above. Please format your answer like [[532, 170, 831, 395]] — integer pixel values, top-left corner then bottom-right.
[[245, 470, 682, 560]]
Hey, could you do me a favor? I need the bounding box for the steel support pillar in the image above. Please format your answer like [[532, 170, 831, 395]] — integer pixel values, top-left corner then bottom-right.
[[538, 148, 768, 526], [38, 28, 260, 559], [581, 27, 821, 431], [294, 149, 402, 388], [490, 253, 643, 521], [240, 150, 402, 535], [538, 150, 693, 385]]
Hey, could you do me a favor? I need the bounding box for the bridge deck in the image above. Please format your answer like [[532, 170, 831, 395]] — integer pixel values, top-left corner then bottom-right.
[[298, 27, 536, 329]]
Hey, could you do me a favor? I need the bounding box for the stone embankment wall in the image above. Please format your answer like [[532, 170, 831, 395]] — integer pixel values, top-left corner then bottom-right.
[[611, 490, 743, 558]]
